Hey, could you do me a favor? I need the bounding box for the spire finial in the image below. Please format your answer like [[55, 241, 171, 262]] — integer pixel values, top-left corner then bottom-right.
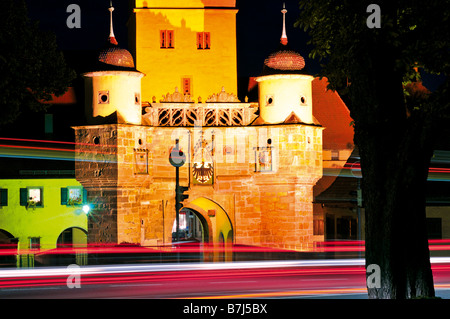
[[108, 1, 118, 45], [280, 2, 288, 45]]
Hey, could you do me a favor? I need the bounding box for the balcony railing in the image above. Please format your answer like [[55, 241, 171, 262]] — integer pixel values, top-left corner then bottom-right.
[[142, 103, 259, 127]]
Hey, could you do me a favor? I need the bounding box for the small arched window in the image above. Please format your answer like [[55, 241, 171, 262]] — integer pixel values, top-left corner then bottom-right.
[[266, 95, 274, 106], [300, 96, 307, 105]]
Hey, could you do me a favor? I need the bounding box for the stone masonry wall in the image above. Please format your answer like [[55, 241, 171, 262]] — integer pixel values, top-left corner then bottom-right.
[[74, 123, 323, 251]]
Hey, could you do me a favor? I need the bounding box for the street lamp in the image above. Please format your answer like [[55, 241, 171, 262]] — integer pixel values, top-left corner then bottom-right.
[[82, 204, 91, 215], [169, 139, 188, 242]]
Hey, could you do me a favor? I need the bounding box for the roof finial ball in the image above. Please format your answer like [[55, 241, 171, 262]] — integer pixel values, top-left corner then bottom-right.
[[280, 2, 288, 45]]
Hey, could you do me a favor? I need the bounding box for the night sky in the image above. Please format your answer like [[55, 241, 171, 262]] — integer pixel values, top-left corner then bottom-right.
[[24, 0, 444, 91], [24, 0, 318, 79]]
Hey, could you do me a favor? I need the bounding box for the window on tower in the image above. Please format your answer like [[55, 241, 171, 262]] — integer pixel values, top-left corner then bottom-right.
[[135, 92, 141, 105], [197, 32, 211, 50], [300, 96, 307, 105], [160, 30, 174, 48], [98, 91, 109, 104], [182, 78, 191, 95]]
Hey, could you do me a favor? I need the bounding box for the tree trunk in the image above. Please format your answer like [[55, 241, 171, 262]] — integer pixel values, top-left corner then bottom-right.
[[350, 37, 435, 299], [360, 118, 435, 299]]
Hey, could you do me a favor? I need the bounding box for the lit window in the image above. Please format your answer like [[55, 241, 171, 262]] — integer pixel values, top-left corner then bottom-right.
[[98, 91, 109, 104], [20, 187, 44, 208], [197, 32, 210, 50], [29, 237, 40, 251], [68, 188, 82, 205], [160, 30, 174, 48], [61, 187, 86, 206], [29, 188, 41, 203]]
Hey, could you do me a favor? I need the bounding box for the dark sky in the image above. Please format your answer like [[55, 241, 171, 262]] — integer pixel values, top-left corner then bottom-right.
[[23, 0, 444, 90], [24, 0, 319, 78]]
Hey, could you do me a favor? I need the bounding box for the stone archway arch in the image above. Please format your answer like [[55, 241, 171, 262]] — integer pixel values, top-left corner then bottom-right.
[[180, 206, 213, 244], [57, 227, 88, 248], [181, 197, 233, 261], [0, 229, 18, 267]]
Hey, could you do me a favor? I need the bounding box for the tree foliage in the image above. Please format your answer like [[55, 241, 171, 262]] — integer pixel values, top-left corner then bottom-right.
[[0, 0, 76, 126], [296, 0, 449, 298]]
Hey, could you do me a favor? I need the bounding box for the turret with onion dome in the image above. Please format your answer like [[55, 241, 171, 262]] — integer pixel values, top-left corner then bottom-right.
[[261, 4, 307, 76], [255, 3, 317, 125], [83, 2, 144, 125], [96, 4, 136, 71]]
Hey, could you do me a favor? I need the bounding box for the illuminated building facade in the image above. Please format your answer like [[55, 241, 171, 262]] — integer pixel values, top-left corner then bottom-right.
[[128, 0, 238, 104], [0, 177, 88, 266], [73, 1, 324, 255]]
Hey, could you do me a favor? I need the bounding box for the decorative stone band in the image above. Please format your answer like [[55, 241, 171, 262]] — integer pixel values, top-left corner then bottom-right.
[[142, 103, 259, 127]]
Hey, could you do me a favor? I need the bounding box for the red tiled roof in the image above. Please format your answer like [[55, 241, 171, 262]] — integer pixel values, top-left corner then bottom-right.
[[312, 77, 354, 150], [98, 44, 135, 69], [41, 87, 77, 105], [264, 50, 305, 71]]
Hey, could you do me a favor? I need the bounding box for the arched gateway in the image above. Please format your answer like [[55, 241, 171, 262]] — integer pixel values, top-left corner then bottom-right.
[[181, 197, 233, 262]]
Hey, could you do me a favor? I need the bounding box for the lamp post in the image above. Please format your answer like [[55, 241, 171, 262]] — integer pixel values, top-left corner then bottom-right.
[[169, 139, 186, 242]]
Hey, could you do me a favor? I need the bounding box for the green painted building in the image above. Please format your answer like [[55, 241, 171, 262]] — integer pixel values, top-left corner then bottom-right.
[[0, 177, 88, 250]]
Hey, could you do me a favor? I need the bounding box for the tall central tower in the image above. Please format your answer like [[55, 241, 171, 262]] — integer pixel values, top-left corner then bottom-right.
[[128, 0, 238, 103]]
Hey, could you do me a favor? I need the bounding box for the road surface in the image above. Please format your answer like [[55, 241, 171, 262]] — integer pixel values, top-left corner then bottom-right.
[[1, 258, 450, 299]]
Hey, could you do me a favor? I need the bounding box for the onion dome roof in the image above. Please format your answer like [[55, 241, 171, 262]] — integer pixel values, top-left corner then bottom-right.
[[98, 43, 135, 69], [90, 3, 138, 72], [264, 49, 305, 72]]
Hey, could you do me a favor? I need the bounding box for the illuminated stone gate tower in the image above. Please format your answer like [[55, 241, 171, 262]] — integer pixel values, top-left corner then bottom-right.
[[74, 2, 323, 253], [127, 0, 238, 104]]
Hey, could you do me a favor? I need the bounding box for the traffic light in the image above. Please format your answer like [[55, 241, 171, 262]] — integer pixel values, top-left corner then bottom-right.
[[176, 185, 189, 205]]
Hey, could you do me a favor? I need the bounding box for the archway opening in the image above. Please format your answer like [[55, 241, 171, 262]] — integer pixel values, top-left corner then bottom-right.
[[171, 208, 210, 262], [180, 197, 234, 262], [57, 227, 88, 248], [0, 229, 18, 267], [172, 209, 209, 244]]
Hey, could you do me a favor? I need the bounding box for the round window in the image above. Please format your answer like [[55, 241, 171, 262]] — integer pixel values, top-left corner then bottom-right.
[[98, 91, 109, 104]]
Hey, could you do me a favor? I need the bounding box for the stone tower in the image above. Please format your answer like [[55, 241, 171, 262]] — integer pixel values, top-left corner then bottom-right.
[[74, 3, 323, 254], [128, 0, 238, 104], [74, 3, 148, 244], [83, 4, 144, 125]]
